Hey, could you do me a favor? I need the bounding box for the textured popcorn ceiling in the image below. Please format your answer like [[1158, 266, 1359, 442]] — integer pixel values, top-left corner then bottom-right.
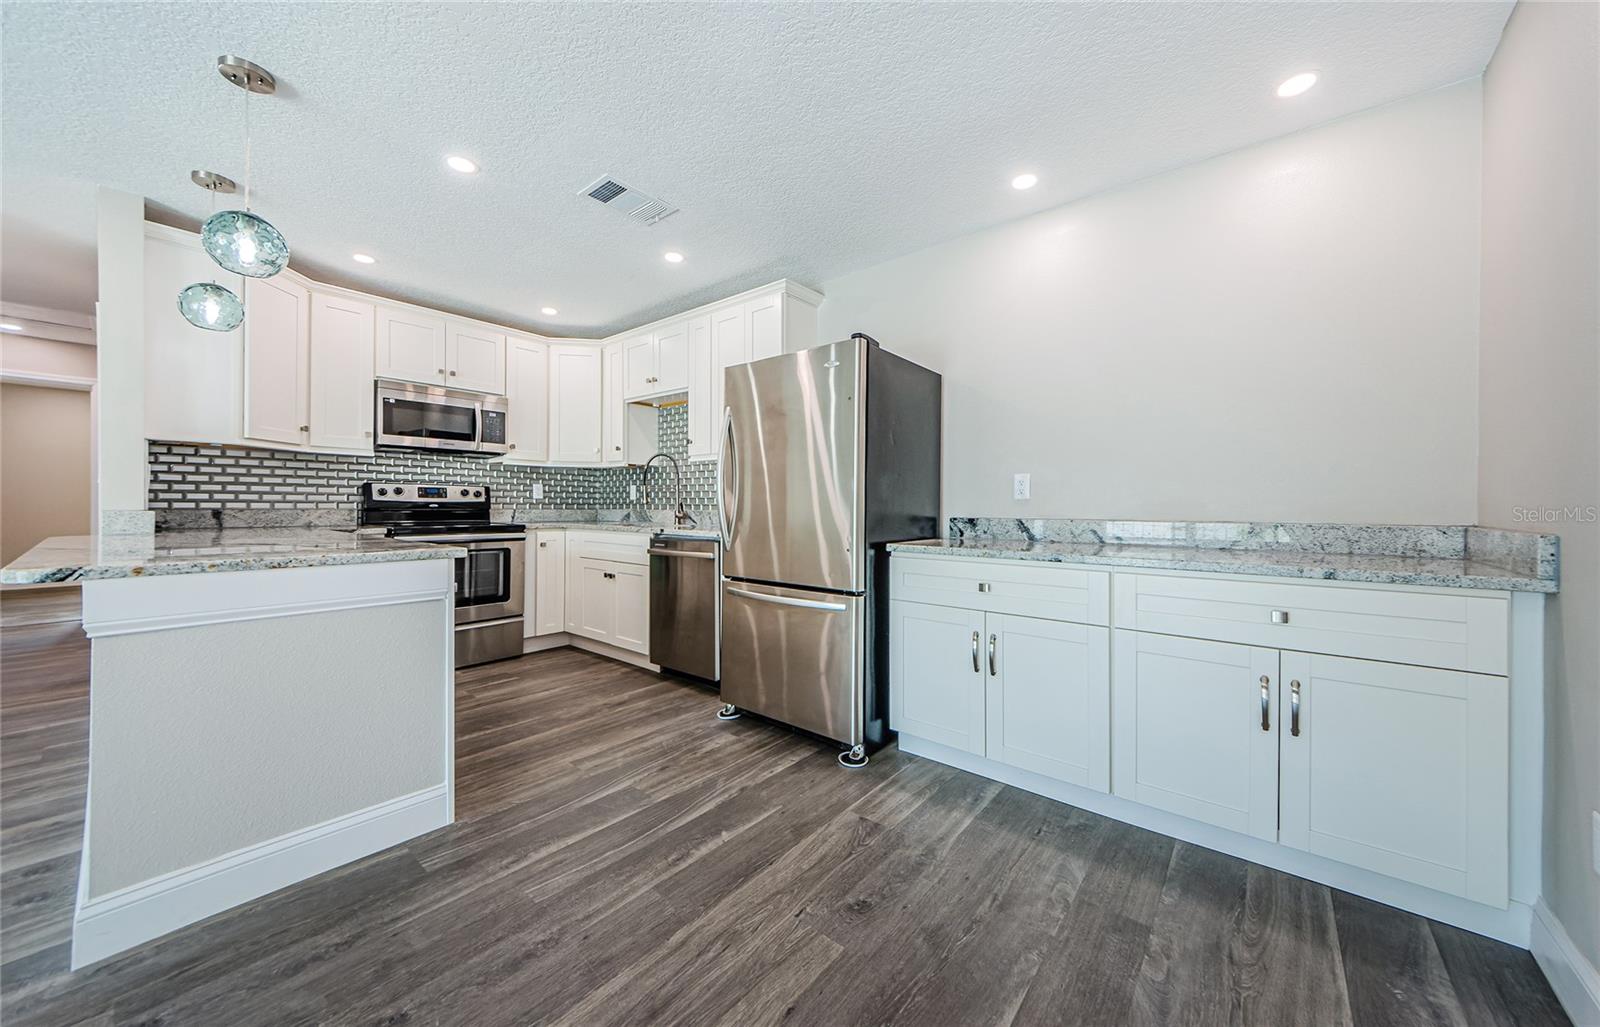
[[1, 2, 1511, 330]]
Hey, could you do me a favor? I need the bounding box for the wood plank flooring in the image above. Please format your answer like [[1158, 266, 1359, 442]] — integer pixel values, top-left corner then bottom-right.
[[0, 595, 1570, 1026]]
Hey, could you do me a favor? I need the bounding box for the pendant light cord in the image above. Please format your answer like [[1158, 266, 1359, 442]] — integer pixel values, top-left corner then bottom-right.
[[243, 80, 252, 212]]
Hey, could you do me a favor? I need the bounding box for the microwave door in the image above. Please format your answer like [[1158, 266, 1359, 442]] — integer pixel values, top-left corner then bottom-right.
[[377, 385, 479, 451]]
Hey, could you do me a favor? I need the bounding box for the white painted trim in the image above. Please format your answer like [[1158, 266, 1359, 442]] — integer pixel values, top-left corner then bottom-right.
[[1, 301, 95, 331], [82, 588, 450, 638], [0, 369, 96, 391], [1508, 591, 1545, 907], [71, 784, 448, 970], [898, 733, 1535, 947], [1531, 898, 1600, 1026], [569, 635, 660, 672]]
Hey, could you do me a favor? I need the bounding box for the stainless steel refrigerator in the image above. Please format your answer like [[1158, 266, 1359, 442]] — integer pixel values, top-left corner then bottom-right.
[[716, 334, 941, 766]]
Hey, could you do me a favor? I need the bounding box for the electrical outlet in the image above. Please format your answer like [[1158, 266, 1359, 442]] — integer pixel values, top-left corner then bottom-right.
[[629, 484, 638, 501], [530, 482, 544, 501], [1013, 473, 1031, 501]]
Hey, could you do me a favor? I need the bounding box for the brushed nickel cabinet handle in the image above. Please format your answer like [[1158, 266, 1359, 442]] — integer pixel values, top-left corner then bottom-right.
[[977, 582, 991, 593], [1290, 680, 1302, 737], [1260, 675, 1271, 731], [1271, 610, 1290, 624], [988, 633, 998, 677], [971, 630, 980, 673]]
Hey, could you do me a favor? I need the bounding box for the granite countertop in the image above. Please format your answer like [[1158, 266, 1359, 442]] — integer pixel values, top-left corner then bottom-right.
[[0, 529, 468, 585], [887, 538, 1556, 592]]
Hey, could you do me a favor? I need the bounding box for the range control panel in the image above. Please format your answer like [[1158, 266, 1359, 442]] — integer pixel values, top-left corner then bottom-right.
[[364, 482, 488, 503]]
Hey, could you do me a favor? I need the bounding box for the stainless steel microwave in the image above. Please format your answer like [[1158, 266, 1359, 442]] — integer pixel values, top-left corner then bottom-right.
[[374, 380, 509, 456]]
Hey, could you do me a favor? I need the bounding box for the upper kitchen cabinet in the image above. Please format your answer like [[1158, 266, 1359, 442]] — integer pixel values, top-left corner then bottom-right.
[[243, 275, 311, 448], [376, 307, 447, 387], [144, 225, 245, 446], [445, 321, 506, 394], [603, 340, 626, 466], [621, 321, 689, 400], [308, 293, 376, 451], [685, 314, 714, 460], [548, 343, 604, 463], [503, 335, 550, 462]]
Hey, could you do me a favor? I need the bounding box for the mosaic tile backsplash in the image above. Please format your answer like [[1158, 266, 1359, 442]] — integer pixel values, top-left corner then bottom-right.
[[149, 405, 718, 529]]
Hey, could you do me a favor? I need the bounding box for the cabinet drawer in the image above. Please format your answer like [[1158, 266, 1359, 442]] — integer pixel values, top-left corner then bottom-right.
[[1113, 574, 1507, 674], [891, 555, 1109, 626], [565, 531, 648, 567]]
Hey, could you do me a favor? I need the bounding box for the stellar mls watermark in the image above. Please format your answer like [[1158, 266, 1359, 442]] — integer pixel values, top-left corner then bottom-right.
[[1511, 505, 1598, 523]]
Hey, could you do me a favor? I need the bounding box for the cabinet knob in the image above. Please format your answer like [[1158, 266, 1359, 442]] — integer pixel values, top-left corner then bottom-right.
[[363, 430, 372, 437], [438, 368, 445, 374], [1270, 610, 1290, 624], [509, 443, 516, 450], [299, 425, 309, 432], [539, 541, 547, 548], [614, 445, 621, 452], [450, 370, 458, 376]]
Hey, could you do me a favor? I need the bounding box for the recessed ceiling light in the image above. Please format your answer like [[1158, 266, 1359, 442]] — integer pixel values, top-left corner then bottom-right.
[[1276, 72, 1318, 98], [1011, 173, 1039, 190], [0, 323, 22, 332], [541, 306, 558, 316], [445, 154, 479, 174], [663, 251, 685, 264], [352, 253, 377, 264]]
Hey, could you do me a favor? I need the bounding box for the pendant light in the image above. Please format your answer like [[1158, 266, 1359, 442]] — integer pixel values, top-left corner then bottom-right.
[[201, 56, 289, 278], [177, 170, 245, 331]]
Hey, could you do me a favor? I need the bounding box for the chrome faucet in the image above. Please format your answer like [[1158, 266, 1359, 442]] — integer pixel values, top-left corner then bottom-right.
[[641, 452, 697, 529]]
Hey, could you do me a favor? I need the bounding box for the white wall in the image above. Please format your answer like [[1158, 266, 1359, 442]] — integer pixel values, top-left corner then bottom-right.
[[0, 383, 92, 564], [94, 187, 148, 532], [818, 83, 1483, 524], [1478, 0, 1600, 974]]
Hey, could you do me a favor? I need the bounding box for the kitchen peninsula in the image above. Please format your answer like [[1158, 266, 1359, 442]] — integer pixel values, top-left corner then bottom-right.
[[1, 529, 461, 969]]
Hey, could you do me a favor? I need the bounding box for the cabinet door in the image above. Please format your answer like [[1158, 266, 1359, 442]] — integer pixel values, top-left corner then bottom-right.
[[889, 600, 986, 754], [569, 559, 615, 641], [709, 304, 748, 452], [376, 308, 446, 386], [746, 292, 783, 361], [685, 314, 714, 460], [653, 321, 688, 393], [308, 292, 374, 451], [621, 333, 656, 399], [144, 231, 244, 445], [602, 341, 626, 466], [1279, 652, 1509, 906], [446, 322, 506, 394], [505, 336, 549, 461], [986, 615, 1110, 791], [533, 531, 566, 636], [243, 275, 310, 447], [1112, 630, 1279, 841], [611, 562, 649, 654], [549, 345, 603, 463]]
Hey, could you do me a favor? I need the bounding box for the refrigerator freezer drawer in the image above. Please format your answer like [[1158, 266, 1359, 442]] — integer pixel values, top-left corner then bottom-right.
[[720, 580, 864, 747]]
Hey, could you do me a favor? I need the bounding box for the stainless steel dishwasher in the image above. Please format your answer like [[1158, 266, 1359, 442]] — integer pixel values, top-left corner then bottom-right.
[[648, 533, 720, 681]]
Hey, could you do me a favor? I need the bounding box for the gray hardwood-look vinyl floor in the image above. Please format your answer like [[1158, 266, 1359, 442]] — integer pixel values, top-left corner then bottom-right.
[[0, 597, 1570, 1026]]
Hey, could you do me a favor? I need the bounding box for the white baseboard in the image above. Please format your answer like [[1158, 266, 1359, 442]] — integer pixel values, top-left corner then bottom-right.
[[1532, 898, 1600, 1026], [899, 735, 1534, 947], [522, 633, 660, 672], [71, 784, 449, 970]]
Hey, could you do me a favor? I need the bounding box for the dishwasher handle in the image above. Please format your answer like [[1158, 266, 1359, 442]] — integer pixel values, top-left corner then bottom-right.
[[649, 548, 717, 560]]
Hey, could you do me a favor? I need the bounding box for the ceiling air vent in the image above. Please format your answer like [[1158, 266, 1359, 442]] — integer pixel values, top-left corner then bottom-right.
[[580, 175, 679, 227]]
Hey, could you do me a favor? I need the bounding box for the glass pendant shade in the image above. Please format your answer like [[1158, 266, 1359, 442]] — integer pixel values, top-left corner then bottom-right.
[[177, 282, 244, 331], [201, 209, 289, 278]]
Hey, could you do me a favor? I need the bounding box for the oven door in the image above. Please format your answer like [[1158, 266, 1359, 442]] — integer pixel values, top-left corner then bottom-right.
[[422, 535, 525, 624], [376, 381, 482, 452]]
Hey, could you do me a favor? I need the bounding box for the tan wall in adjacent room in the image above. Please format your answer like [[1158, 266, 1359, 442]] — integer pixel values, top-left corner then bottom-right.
[[1, 383, 92, 564]]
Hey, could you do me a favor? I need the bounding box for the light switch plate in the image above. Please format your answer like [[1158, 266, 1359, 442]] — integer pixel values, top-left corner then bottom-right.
[[530, 482, 544, 501], [1013, 473, 1031, 500]]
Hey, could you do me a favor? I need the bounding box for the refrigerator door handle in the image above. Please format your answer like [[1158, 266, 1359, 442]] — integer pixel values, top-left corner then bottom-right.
[[726, 586, 848, 612], [719, 405, 739, 550]]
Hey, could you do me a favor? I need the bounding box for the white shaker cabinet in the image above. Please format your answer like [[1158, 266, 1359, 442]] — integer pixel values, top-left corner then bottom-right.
[[1277, 651, 1509, 906], [621, 332, 656, 399], [144, 227, 244, 446], [685, 314, 714, 460], [1111, 630, 1281, 842], [984, 614, 1109, 789], [503, 335, 550, 462], [889, 601, 987, 754], [745, 291, 784, 361], [445, 322, 506, 394], [376, 307, 448, 387], [243, 275, 311, 448], [602, 341, 626, 466], [528, 530, 567, 637], [653, 321, 688, 393], [621, 322, 689, 400], [610, 562, 649, 652], [307, 293, 375, 451], [548, 344, 603, 464]]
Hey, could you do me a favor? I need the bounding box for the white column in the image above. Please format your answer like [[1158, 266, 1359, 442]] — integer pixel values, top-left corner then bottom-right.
[[94, 187, 151, 535]]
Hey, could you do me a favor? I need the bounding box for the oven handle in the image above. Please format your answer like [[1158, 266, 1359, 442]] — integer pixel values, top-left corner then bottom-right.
[[401, 535, 526, 544]]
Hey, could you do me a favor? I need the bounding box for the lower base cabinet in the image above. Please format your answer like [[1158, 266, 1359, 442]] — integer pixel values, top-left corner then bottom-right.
[[528, 530, 566, 638], [565, 538, 649, 656], [889, 600, 1110, 792]]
